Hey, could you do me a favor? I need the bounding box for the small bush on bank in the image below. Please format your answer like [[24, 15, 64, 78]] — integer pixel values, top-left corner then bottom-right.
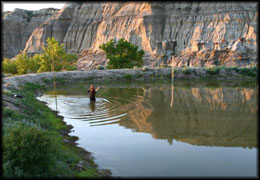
[[124, 74, 132, 81], [15, 52, 40, 75], [96, 65, 105, 70], [182, 67, 192, 75], [234, 66, 258, 77], [3, 123, 60, 178], [2, 58, 18, 74], [206, 66, 220, 74]]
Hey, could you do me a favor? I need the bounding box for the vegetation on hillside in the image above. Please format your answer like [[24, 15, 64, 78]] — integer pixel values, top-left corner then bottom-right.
[[99, 38, 144, 69], [2, 37, 78, 75]]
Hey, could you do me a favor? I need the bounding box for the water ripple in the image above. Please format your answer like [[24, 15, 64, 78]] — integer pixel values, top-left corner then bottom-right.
[[37, 94, 138, 127]]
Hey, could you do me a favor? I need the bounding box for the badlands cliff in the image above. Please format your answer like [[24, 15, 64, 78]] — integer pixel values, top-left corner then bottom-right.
[[3, 8, 60, 58], [2, 2, 258, 69]]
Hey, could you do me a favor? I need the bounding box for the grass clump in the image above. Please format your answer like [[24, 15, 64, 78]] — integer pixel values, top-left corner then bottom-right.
[[124, 74, 132, 81], [42, 78, 52, 85], [77, 166, 100, 178], [182, 67, 192, 75], [206, 66, 220, 74], [234, 66, 258, 77]]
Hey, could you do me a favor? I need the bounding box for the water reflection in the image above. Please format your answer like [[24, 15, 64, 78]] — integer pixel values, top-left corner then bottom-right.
[[100, 85, 257, 148], [42, 81, 257, 148], [89, 101, 96, 112], [38, 81, 257, 177]]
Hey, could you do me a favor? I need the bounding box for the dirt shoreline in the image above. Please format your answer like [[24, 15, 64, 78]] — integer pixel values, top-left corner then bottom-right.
[[3, 67, 256, 90]]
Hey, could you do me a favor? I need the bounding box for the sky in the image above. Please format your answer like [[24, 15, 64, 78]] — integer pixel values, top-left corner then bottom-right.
[[2, 2, 66, 12]]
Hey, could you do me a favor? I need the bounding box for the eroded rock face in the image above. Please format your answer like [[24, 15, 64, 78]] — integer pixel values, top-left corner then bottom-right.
[[2, 8, 60, 58], [3, 2, 257, 69]]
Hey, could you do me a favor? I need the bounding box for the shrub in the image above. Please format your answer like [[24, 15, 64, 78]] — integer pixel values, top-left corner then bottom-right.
[[124, 74, 132, 81], [29, 54, 41, 73], [13, 52, 43, 75], [235, 66, 257, 77], [96, 65, 105, 70], [3, 123, 59, 178], [62, 53, 78, 71], [99, 38, 144, 69], [2, 58, 17, 74], [14, 53, 31, 75], [206, 66, 220, 74], [182, 67, 192, 75]]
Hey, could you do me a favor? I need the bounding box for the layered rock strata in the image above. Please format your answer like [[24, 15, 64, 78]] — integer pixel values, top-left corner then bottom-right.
[[3, 2, 258, 69], [2, 8, 60, 58]]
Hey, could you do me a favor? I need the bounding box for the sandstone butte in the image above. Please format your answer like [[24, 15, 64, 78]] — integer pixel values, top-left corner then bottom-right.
[[2, 2, 258, 70]]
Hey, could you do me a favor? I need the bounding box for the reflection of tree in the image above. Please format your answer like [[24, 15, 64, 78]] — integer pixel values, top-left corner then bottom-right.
[[116, 86, 257, 148]]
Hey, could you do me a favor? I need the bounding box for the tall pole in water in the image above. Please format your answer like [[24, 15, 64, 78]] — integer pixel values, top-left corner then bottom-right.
[[171, 56, 175, 83], [52, 53, 57, 111], [170, 56, 175, 108]]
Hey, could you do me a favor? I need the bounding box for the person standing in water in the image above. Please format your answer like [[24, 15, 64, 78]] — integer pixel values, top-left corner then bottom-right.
[[88, 84, 100, 101]]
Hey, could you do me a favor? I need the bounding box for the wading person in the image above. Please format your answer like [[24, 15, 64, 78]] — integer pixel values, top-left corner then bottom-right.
[[88, 84, 100, 101]]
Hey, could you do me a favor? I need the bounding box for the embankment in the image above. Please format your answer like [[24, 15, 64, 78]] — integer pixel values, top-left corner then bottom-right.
[[3, 66, 257, 89]]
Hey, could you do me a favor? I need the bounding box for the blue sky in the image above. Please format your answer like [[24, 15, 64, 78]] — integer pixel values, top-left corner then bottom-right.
[[2, 2, 65, 12]]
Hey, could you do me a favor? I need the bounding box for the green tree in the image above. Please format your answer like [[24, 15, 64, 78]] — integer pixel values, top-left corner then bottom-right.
[[99, 38, 144, 69], [29, 54, 41, 73], [15, 53, 31, 75], [2, 58, 17, 74], [37, 37, 77, 73], [62, 53, 78, 71], [13, 52, 41, 74]]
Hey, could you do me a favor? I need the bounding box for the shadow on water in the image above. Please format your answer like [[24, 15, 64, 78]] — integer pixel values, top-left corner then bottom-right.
[[43, 80, 257, 148]]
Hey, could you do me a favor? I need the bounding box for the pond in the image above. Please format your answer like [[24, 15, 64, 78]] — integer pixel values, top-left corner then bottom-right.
[[37, 80, 257, 177]]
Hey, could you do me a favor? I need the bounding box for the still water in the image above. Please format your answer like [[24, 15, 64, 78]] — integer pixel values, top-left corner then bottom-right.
[[37, 80, 257, 177]]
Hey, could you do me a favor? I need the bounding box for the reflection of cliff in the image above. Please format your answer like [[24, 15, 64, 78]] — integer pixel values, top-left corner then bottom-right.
[[122, 88, 154, 133], [115, 86, 257, 148], [102, 88, 154, 132]]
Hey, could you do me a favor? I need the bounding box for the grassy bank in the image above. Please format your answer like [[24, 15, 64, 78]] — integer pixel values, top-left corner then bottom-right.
[[2, 83, 111, 178]]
